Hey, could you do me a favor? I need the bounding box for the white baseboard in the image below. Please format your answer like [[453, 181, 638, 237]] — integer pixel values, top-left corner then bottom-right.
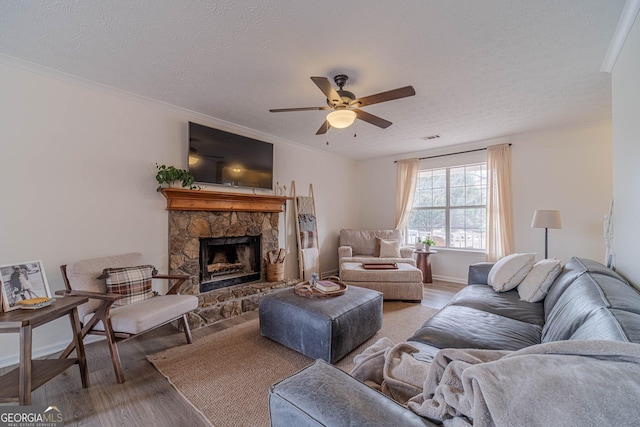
[[0, 335, 104, 369]]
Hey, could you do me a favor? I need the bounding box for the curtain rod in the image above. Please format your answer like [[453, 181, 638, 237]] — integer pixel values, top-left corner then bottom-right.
[[394, 143, 512, 163]]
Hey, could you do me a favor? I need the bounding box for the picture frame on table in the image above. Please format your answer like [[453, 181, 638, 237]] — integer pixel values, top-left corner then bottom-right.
[[0, 260, 52, 312]]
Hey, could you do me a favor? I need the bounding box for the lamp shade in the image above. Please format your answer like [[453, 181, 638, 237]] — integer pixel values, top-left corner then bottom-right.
[[531, 210, 562, 229], [326, 110, 356, 129]]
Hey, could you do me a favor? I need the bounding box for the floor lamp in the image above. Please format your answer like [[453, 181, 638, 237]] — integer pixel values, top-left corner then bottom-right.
[[531, 210, 562, 259]]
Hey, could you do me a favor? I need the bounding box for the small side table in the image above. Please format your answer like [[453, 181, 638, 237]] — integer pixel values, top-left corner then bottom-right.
[[414, 250, 437, 283], [0, 296, 89, 405]]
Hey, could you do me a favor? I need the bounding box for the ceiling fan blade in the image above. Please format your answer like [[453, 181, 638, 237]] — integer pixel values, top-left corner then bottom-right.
[[354, 109, 393, 129], [355, 86, 416, 108], [269, 106, 330, 112], [316, 120, 330, 135], [311, 77, 343, 106]]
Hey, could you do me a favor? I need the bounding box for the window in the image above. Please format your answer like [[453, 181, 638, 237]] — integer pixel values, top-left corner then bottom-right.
[[406, 163, 487, 250]]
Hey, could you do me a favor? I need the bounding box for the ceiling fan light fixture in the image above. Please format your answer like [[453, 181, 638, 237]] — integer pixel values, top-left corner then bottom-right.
[[326, 109, 356, 129]]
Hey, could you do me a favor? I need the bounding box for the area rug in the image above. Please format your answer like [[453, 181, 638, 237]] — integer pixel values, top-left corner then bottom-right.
[[147, 301, 437, 427]]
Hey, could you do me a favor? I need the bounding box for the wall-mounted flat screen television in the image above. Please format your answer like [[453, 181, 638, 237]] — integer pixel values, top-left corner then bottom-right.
[[188, 122, 274, 190]]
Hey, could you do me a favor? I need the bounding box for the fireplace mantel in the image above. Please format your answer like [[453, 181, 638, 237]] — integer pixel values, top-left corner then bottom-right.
[[160, 188, 287, 212]]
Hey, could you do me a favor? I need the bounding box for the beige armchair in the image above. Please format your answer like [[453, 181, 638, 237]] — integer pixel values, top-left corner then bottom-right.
[[338, 229, 423, 301], [58, 252, 198, 383], [338, 229, 416, 266]]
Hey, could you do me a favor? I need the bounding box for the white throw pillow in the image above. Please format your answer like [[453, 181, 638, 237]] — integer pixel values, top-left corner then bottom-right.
[[379, 239, 401, 258], [488, 253, 536, 292], [518, 258, 563, 302]]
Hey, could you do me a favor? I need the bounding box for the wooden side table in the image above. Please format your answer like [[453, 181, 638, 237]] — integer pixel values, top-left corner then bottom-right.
[[0, 296, 89, 405], [414, 250, 437, 283]]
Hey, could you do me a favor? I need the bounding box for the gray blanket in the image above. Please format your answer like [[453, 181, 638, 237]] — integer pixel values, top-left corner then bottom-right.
[[352, 339, 640, 426], [351, 337, 430, 404]]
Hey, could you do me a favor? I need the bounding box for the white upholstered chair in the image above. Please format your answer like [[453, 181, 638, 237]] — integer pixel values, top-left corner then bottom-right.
[[58, 252, 198, 383]]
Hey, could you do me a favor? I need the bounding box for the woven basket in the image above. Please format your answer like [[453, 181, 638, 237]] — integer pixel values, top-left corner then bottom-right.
[[266, 263, 284, 282]]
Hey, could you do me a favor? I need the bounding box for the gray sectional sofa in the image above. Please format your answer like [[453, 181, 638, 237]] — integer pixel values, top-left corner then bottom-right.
[[269, 257, 640, 426]]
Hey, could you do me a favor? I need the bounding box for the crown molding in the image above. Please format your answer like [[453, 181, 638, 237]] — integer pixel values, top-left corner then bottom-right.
[[601, 0, 640, 73], [0, 53, 347, 161]]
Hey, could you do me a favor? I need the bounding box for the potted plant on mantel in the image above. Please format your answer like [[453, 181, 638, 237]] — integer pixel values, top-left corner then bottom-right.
[[155, 163, 200, 192], [421, 237, 436, 251]]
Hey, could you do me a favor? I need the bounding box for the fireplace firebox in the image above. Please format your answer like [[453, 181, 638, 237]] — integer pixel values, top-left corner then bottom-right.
[[199, 235, 261, 293]]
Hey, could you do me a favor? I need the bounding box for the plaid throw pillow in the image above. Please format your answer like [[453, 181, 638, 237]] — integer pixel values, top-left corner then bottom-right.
[[99, 265, 157, 307]]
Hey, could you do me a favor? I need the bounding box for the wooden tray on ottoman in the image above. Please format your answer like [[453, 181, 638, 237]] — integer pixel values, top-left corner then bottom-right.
[[362, 262, 399, 270], [295, 278, 348, 298]]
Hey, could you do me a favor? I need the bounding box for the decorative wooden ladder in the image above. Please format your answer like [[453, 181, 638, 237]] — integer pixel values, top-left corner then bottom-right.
[[291, 182, 321, 281]]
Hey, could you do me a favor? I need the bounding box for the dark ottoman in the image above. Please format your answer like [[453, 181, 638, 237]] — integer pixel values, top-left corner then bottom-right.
[[259, 286, 383, 363]]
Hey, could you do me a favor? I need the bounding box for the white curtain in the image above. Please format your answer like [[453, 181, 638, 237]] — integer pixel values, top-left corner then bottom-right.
[[605, 199, 615, 269], [394, 158, 420, 230], [486, 144, 514, 261]]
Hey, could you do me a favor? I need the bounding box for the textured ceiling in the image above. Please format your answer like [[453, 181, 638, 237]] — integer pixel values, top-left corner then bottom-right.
[[0, 1, 625, 159]]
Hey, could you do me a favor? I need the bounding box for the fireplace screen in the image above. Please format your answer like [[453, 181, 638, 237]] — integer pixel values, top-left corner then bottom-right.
[[199, 235, 261, 293]]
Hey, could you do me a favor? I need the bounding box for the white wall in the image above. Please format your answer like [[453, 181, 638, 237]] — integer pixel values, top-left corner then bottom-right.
[[612, 15, 640, 290], [275, 147, 361, 278], [0, 62, 359, 365], [358, 123, 613, 282], [511, 124, 612, 261], [357, 156, 397, 228]]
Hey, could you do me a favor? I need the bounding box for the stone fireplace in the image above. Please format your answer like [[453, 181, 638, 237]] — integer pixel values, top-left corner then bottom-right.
[[161, 188, 295, 329]]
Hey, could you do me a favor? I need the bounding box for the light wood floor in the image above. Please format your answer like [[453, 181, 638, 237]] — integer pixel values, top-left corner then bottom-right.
[[1, 280, 463, 426], [422, 280, 465, 310]]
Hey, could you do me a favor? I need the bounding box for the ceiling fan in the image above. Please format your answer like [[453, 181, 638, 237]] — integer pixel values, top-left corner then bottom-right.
[[269, 74, 416, 135], [188, 145, 222, 166]]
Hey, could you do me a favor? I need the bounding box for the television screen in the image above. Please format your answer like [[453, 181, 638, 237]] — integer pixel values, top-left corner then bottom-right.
[[188, 122, 274, 190]]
